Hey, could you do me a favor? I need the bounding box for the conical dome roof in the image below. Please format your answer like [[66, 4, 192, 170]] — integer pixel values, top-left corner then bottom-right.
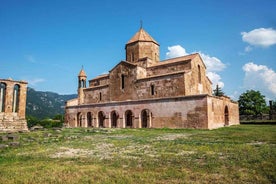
[[78, 68, 87, 77], [127, 28, 159, 45]]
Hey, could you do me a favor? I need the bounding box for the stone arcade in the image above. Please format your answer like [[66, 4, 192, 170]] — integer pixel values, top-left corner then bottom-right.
[[0, 79, 28, 132], [65, 28, 239, 129]]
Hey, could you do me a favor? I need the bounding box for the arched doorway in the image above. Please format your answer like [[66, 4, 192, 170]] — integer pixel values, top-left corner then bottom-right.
[[141, 109, 150, 128], [77, 112, 82, 127], [98, 111, 105, 128], [87, 112, 93, 127], [125, 110, 133, 128], [224, 106, 229, 126], [0, 82, 6, 112], [111, 111, 119, 128]]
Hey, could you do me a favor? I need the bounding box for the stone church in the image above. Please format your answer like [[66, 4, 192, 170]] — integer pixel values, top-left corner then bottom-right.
[[65, 28, 239, 129], [0, 78, 28, 132]]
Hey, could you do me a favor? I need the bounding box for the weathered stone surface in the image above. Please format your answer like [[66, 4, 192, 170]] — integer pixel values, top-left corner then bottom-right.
[[0, 135, 8, 141], [9, 142, 20, 147], [7, 134, 19, 141], [30, 125, 44, 131]]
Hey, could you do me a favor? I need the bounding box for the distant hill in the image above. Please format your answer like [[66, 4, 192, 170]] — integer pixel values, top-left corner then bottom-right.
[[26, 87, 77, 119]]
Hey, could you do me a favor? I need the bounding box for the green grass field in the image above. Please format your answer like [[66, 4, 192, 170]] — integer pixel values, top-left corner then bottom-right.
[[0, 125, 275, 184]]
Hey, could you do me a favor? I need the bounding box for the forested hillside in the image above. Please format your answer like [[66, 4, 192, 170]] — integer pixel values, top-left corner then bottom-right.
[[26, 88, 77, 119]]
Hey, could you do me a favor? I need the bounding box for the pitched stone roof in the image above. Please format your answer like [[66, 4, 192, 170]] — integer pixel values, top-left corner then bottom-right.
[[127, 28, 159, 45], [148, 53, 199, 68], [78, 68, 87, 77]]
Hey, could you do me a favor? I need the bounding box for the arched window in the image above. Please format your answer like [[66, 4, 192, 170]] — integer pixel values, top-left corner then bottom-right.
[[79, 79, 86, 88], [81, 79, 86, 88], [0, 82, 6, 112], [121, 74, 125, 89], [141, 109, 151, 128], [12, 84, 20, 113], [198, 65, 201, 84]]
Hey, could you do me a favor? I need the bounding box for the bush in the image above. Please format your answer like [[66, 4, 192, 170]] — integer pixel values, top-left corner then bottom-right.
[[27, 116, 63, 128]]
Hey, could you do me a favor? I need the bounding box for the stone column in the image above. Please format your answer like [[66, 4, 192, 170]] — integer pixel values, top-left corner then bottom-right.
[[18, 82, 27, 119]]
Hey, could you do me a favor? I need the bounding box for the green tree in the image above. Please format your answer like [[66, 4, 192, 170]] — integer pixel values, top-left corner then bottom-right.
[[213, 85, 224, 97], [272, 100, 276, 110], [238, 90, 268, 116], [53, 114, 64, 122], [26, 115, 39, 128]]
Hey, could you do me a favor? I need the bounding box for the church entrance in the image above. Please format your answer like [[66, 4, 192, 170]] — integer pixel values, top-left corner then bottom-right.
[[125, 110, 133, 128], [224, 106, 229, 126], [111, 111, 119, 128], [98, 111, 105, 127], [141, 109, 150, 128]]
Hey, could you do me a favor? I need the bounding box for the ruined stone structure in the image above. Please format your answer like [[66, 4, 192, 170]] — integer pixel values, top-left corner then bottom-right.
[[65, 28, 239, 129], [0, 79, 28, 132]]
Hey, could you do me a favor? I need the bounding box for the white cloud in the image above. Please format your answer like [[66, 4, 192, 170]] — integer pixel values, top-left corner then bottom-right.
[[165, 45, 226, 89], [244, 46, 253, 52], [241, 28, 276, 47], [242, 62, 276, 98], [25, 55, 36, 63], [207, 72, 224, 88], [28, 78, 45, 86], [166, 45, 188, 59], [199, 52, 226, 72]]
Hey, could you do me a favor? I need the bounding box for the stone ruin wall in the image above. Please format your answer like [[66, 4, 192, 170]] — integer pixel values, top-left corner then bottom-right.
[[0, 79, 28, 132]]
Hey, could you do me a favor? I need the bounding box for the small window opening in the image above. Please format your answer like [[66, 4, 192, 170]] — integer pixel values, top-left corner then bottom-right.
[[198, 65, 202, 84], [151, 85, 155, 95], [131, 52, 134, 62], [121, 74, 125, 89], [99, 92, 102, 101]]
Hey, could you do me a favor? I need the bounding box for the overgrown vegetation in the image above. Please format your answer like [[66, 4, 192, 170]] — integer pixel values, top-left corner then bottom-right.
[[26, 114, 64, 128], [0, 125, 275, 183]]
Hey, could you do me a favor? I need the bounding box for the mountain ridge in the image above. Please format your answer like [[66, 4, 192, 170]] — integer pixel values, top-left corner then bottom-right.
[[26, 87, 77, 119]]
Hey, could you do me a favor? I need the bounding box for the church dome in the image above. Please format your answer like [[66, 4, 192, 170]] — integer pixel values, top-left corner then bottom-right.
[[127, 28, 159, 45], [78, 68, 87, 77]]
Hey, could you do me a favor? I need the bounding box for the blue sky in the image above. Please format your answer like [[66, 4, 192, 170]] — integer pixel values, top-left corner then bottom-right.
[[1, 0, 276, 101]]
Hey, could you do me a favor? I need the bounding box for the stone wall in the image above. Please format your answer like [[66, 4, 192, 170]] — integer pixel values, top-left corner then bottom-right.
[[65, 95, 210, 129], [146, 59, 190, 76], [207, 96, 239, 129], [0, 79, 28, 132], [184, 55, 212, 96], [135, 72, 185, 99]]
